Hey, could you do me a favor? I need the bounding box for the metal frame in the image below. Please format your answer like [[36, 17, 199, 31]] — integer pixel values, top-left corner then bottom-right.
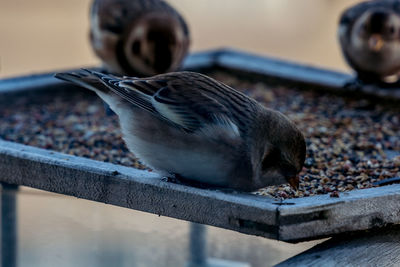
[[0, 49, 399, 243]]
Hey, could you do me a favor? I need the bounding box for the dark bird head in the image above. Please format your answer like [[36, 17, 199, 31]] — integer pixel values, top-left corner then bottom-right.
[[353, 8, 400, 52], [123, 13, 190, 76], [251, 109, 306, 190]]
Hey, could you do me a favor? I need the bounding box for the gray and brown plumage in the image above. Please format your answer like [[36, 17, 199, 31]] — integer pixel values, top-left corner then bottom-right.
[[90, 0, 190, 77], [339, 0, 400, 85], [55, 70, 306, 191]]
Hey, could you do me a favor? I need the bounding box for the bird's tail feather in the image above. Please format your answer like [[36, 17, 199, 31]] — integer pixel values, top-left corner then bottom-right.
[[54, 69, 112, 93]]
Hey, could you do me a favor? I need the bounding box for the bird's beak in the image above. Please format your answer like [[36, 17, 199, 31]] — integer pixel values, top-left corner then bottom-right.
[[288, 175, 299, 190], [368, 34, 384, 52]]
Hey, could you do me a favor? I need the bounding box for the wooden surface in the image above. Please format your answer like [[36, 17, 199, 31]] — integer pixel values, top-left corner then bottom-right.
[[1, 49, 400, 243], [278, 186, 400, 242], [0, 140, 279, 240], [1, 137, 400, 243], [276, 227, 400, 266]]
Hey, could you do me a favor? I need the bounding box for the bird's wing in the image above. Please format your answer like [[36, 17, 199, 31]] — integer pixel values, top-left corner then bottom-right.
[[92, 71, 242, 135]]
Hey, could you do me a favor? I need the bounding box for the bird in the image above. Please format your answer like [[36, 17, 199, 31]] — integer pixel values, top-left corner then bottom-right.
[[54, 70, 306, 191], [90, 0, 190, 77], [338, 0, 400, 87]]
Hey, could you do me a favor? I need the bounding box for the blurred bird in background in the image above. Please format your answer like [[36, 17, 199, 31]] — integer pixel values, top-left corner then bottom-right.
[[90, 0, 190, 77], [55, 70, 306, 191], [338, 0, 400, 87]]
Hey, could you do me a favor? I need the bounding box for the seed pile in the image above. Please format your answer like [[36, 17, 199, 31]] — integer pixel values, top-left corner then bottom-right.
[[0, 73, 399, 199], [0, 92, 145, 170]]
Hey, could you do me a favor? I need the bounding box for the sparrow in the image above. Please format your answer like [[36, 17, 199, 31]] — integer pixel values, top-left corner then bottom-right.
[[54, 70, 306, 191], [90, 0, 190, 77], [338, 0, 400, 86]]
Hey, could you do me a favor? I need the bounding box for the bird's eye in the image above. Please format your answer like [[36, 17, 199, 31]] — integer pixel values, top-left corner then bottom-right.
[[262, 147, 280, 171], [132, 41, 141, 55], [147, 31, 158, 41]]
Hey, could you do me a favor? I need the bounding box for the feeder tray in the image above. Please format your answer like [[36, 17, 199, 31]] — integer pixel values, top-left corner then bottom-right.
[[0, 49, 399, 243]]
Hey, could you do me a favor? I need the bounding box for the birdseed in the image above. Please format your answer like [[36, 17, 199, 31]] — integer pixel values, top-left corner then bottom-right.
[[0, 72, 399, 199]]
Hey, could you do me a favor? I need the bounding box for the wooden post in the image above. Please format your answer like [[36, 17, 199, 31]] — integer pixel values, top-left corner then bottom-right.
[[276, 226, 400, 266], [187, 223, 207, 267], [1, 183, 18, 267], [186, 223, 250, 267]]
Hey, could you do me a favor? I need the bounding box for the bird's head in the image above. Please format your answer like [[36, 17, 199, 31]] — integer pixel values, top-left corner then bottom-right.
[[250, 109, 306, 190], [353, 8, 400, 52], [123, 13, 189, 76]]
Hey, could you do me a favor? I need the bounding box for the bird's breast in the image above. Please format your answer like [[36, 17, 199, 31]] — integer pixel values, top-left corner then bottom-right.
[[125, 136, 235, 186], [116, 110, 245, 187]]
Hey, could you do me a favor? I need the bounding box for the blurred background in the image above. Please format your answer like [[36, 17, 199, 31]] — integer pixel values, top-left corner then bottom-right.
[[0, 0, 363, 78], [1, 0, 364, 266]]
